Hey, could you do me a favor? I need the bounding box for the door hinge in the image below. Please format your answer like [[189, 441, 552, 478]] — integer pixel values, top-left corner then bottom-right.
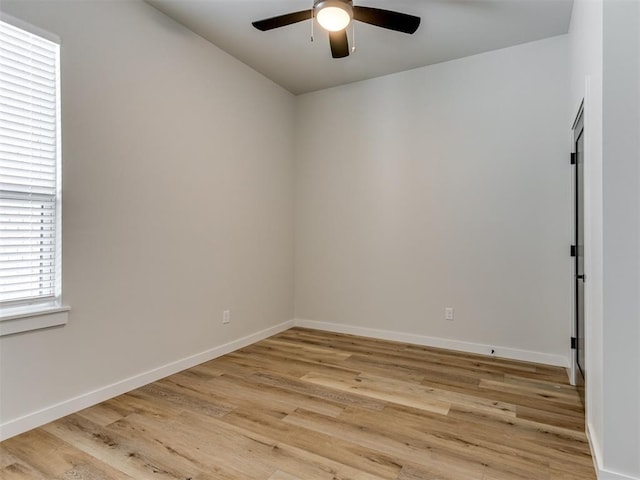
[[570, 245, 576, 257], [571, 337, 577, 349], [570, 152, 576, 165]]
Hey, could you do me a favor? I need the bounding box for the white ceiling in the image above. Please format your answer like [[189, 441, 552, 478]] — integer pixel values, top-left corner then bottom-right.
[[145, 0, 573, 95]]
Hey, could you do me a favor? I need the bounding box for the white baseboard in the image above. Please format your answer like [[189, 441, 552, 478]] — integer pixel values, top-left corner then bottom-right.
[[294, 319, 569, 368], [587, 421, 605, 478], [598, 467, 640, 479], [0, 319, 295, 441], [600, 471, 640, 480], [587, 423, 640, 480]]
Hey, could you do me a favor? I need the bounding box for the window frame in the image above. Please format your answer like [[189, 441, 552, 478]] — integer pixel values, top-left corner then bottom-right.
[[0, 14, 68, 336]]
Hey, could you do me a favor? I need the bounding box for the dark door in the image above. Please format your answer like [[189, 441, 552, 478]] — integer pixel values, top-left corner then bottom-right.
[[574, 110, 585, 383]]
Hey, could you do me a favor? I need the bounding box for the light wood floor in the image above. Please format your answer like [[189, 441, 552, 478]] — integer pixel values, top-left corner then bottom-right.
[[0, 328, 596, 480]]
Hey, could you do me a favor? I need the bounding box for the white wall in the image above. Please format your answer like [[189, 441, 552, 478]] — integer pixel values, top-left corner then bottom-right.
[[601, 0, 640, 477], [0, 0, 295, 436], [568, 0, 605, 474], [569, 1, 640, 478], [295, 36, 571, 365]]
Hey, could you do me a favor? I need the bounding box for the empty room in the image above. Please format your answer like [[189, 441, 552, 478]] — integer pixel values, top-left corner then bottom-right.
[[0, 0, 638, 479]]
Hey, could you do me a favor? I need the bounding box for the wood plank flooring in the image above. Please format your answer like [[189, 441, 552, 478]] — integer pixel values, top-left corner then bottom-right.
[[0, 328, 596, 480]]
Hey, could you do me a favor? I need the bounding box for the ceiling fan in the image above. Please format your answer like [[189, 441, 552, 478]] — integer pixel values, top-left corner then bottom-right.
[[252, 0, 421, 59]]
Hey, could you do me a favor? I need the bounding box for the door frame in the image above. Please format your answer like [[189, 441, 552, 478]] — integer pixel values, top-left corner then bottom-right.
[[569, 101, 585, 387]]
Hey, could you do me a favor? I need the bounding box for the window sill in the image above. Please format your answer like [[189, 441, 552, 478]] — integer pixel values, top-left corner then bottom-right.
[[0, 303, 70, 337]]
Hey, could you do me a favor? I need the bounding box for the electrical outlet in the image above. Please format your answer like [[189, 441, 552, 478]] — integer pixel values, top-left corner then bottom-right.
[[222, 309, 230, 325], [445, 307, 454, 321]]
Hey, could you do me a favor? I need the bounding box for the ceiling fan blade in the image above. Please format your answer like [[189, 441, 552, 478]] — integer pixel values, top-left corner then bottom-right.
[[329, 30, 350, 58], [252, 10, 313, 31], [353, 6, 420, 34]]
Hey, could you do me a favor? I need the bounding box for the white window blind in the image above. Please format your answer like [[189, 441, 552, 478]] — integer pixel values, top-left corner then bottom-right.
[[0, 19, 61, 305]]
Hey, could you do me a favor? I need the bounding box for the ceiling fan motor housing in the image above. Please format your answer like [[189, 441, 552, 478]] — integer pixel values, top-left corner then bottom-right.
[[314, 0, 354, 12]]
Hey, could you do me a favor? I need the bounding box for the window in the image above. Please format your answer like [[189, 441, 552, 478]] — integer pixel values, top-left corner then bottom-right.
[[0, 16, 67, 335]]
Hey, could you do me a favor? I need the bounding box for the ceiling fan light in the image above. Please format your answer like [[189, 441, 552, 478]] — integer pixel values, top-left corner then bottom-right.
[[316, 3, 352, 32]]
